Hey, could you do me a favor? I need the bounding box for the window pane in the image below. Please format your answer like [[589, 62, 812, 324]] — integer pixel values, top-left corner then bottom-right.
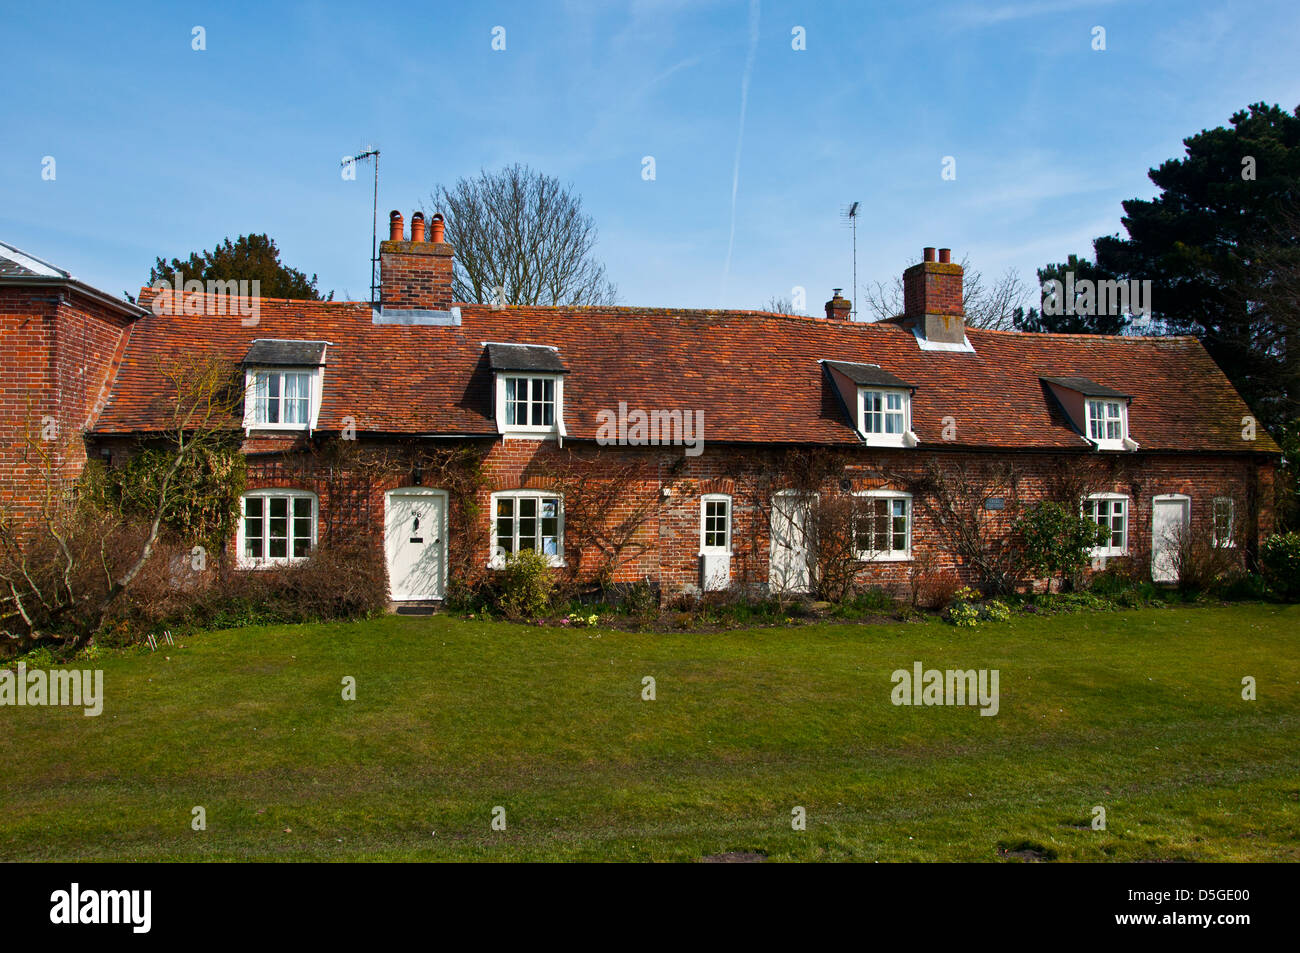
[[529, 378, 543, 426], [505, 378, 520, 426], [254, 375, 269, 424], [497, 518, 516, 553], [496, 498, 515, 554], [863, 392, 881, 433], [518, 496, 537, 550], [244, 497, 263, 558], [265, 374, 281, 424], [703, 500, 727, 549], [287, 374, 310, 424]]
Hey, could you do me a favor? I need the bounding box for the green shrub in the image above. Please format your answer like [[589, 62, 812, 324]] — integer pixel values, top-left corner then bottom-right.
[[1211, 572, 1270, 602], [983, 599, 1012, 622], [1017, 501, 1109, 590], [446, 578, 496, 614], [494, 549, 556, 620], [948, 602, 981, 627], [1089, 560, 1143, 597], [83, 441, 246, 552], [620, 579, 660, 621], [1261, 532, 1300, 600], [1031, 592, 1117, 614], [13, 646, 56, 668]]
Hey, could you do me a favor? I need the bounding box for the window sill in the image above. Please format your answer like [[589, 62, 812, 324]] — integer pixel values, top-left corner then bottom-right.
[[855, 552, 912, 563], [238, 556, 312, 570], [1089, 548, 1129, 558], [699, 550, 732, 558], [860, 436, 907, 448]]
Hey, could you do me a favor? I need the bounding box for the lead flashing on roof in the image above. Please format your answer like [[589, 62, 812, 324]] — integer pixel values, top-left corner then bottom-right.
[[910, 326, 975, 353], [372, 306, 462, 326]]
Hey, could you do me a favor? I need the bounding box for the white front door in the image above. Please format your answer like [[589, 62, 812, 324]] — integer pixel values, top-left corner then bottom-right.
[[386, 489, 447, 600], [1151, 495, 1190, 583], [770, 492, 815, 594]]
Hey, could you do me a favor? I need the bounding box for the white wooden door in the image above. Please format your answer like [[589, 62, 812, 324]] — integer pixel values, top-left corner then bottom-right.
[[1151, 495, 1190, 583], [770, 492, 815, 594], [386, 489, 447, 600]]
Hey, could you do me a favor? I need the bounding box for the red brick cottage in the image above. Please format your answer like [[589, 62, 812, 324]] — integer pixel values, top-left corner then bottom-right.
[[0, 219, 1281, 602]]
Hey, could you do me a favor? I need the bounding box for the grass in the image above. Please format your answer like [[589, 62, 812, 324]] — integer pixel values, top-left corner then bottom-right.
[[2, 604, 1297, 861]]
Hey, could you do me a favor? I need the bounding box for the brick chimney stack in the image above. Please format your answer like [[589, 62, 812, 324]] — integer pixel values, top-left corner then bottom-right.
[[902, 246, 965, 345], [824, 288, 852, 320], [379, 208, 454, 311]]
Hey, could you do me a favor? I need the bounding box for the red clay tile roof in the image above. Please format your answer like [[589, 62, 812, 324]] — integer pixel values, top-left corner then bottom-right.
[[91, 291, 1279, 454]]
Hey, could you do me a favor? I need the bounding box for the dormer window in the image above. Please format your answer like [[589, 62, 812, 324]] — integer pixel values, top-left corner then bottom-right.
[[486, 342, 568, 440], [504, 376, 556, 428], [862, 389, 907, 441], [252, 370, 312, 427], [1040, 377, 1136, 451], [241, 340, 328, 433], [1086, 399, 1126, 447], [821, 360, 919, 448]]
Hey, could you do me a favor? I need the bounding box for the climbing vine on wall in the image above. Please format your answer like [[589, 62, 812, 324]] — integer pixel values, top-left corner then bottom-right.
[[85, 438, 247, 551]]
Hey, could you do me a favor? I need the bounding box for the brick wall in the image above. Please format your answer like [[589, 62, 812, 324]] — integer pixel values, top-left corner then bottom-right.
[[232, 436, 1278, 597], [0, 287, 133, 521], [378, 240, 454, 311], [903, 260, 963, 318]]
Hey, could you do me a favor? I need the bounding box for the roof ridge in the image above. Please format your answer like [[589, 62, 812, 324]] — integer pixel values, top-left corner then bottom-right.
[[970, 325, 1201, 343], [0, 239, 70, 278], [126, 288, 1208, 347]]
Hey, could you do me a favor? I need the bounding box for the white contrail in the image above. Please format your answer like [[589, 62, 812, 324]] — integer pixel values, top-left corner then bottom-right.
[[720, 0, 760, 305]]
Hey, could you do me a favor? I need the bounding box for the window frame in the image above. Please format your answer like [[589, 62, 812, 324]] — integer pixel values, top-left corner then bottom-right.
[[1082, 492, 1129, 556], [1212, 496, 1236, 548], [858, 388, 911, 447], [699, 494, 732, 556], [495, 373, 564, 437], [1085, 398, 1128, 450], [243, 366, 323, 432], [237, 489, 318, 568], [489, 490, 565, 567], [852, 490, 913, 562]]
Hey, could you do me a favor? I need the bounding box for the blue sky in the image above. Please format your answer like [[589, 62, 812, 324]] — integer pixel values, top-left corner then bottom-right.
[[3, 0, 1299, 311]]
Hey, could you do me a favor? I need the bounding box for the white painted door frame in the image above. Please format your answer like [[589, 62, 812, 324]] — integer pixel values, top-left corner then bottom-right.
[[1151, 493, 1191, 584], [385, 487, 449, 600], [770, 490, 816, 594]]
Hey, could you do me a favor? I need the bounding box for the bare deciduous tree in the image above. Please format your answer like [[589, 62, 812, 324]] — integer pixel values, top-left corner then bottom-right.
[[0, 356, 242, 654], [761, 295, 797, 315], [860, 256, 1029, 330], [428, 164, 619, 307]]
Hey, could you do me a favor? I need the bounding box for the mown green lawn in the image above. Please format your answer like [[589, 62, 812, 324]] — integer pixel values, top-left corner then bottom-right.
[[2, 604, 1297, 862]]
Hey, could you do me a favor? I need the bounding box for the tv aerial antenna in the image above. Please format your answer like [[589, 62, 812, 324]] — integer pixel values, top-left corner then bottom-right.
[[342, 148, 381, 303], [841, 201, 860, 320]]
